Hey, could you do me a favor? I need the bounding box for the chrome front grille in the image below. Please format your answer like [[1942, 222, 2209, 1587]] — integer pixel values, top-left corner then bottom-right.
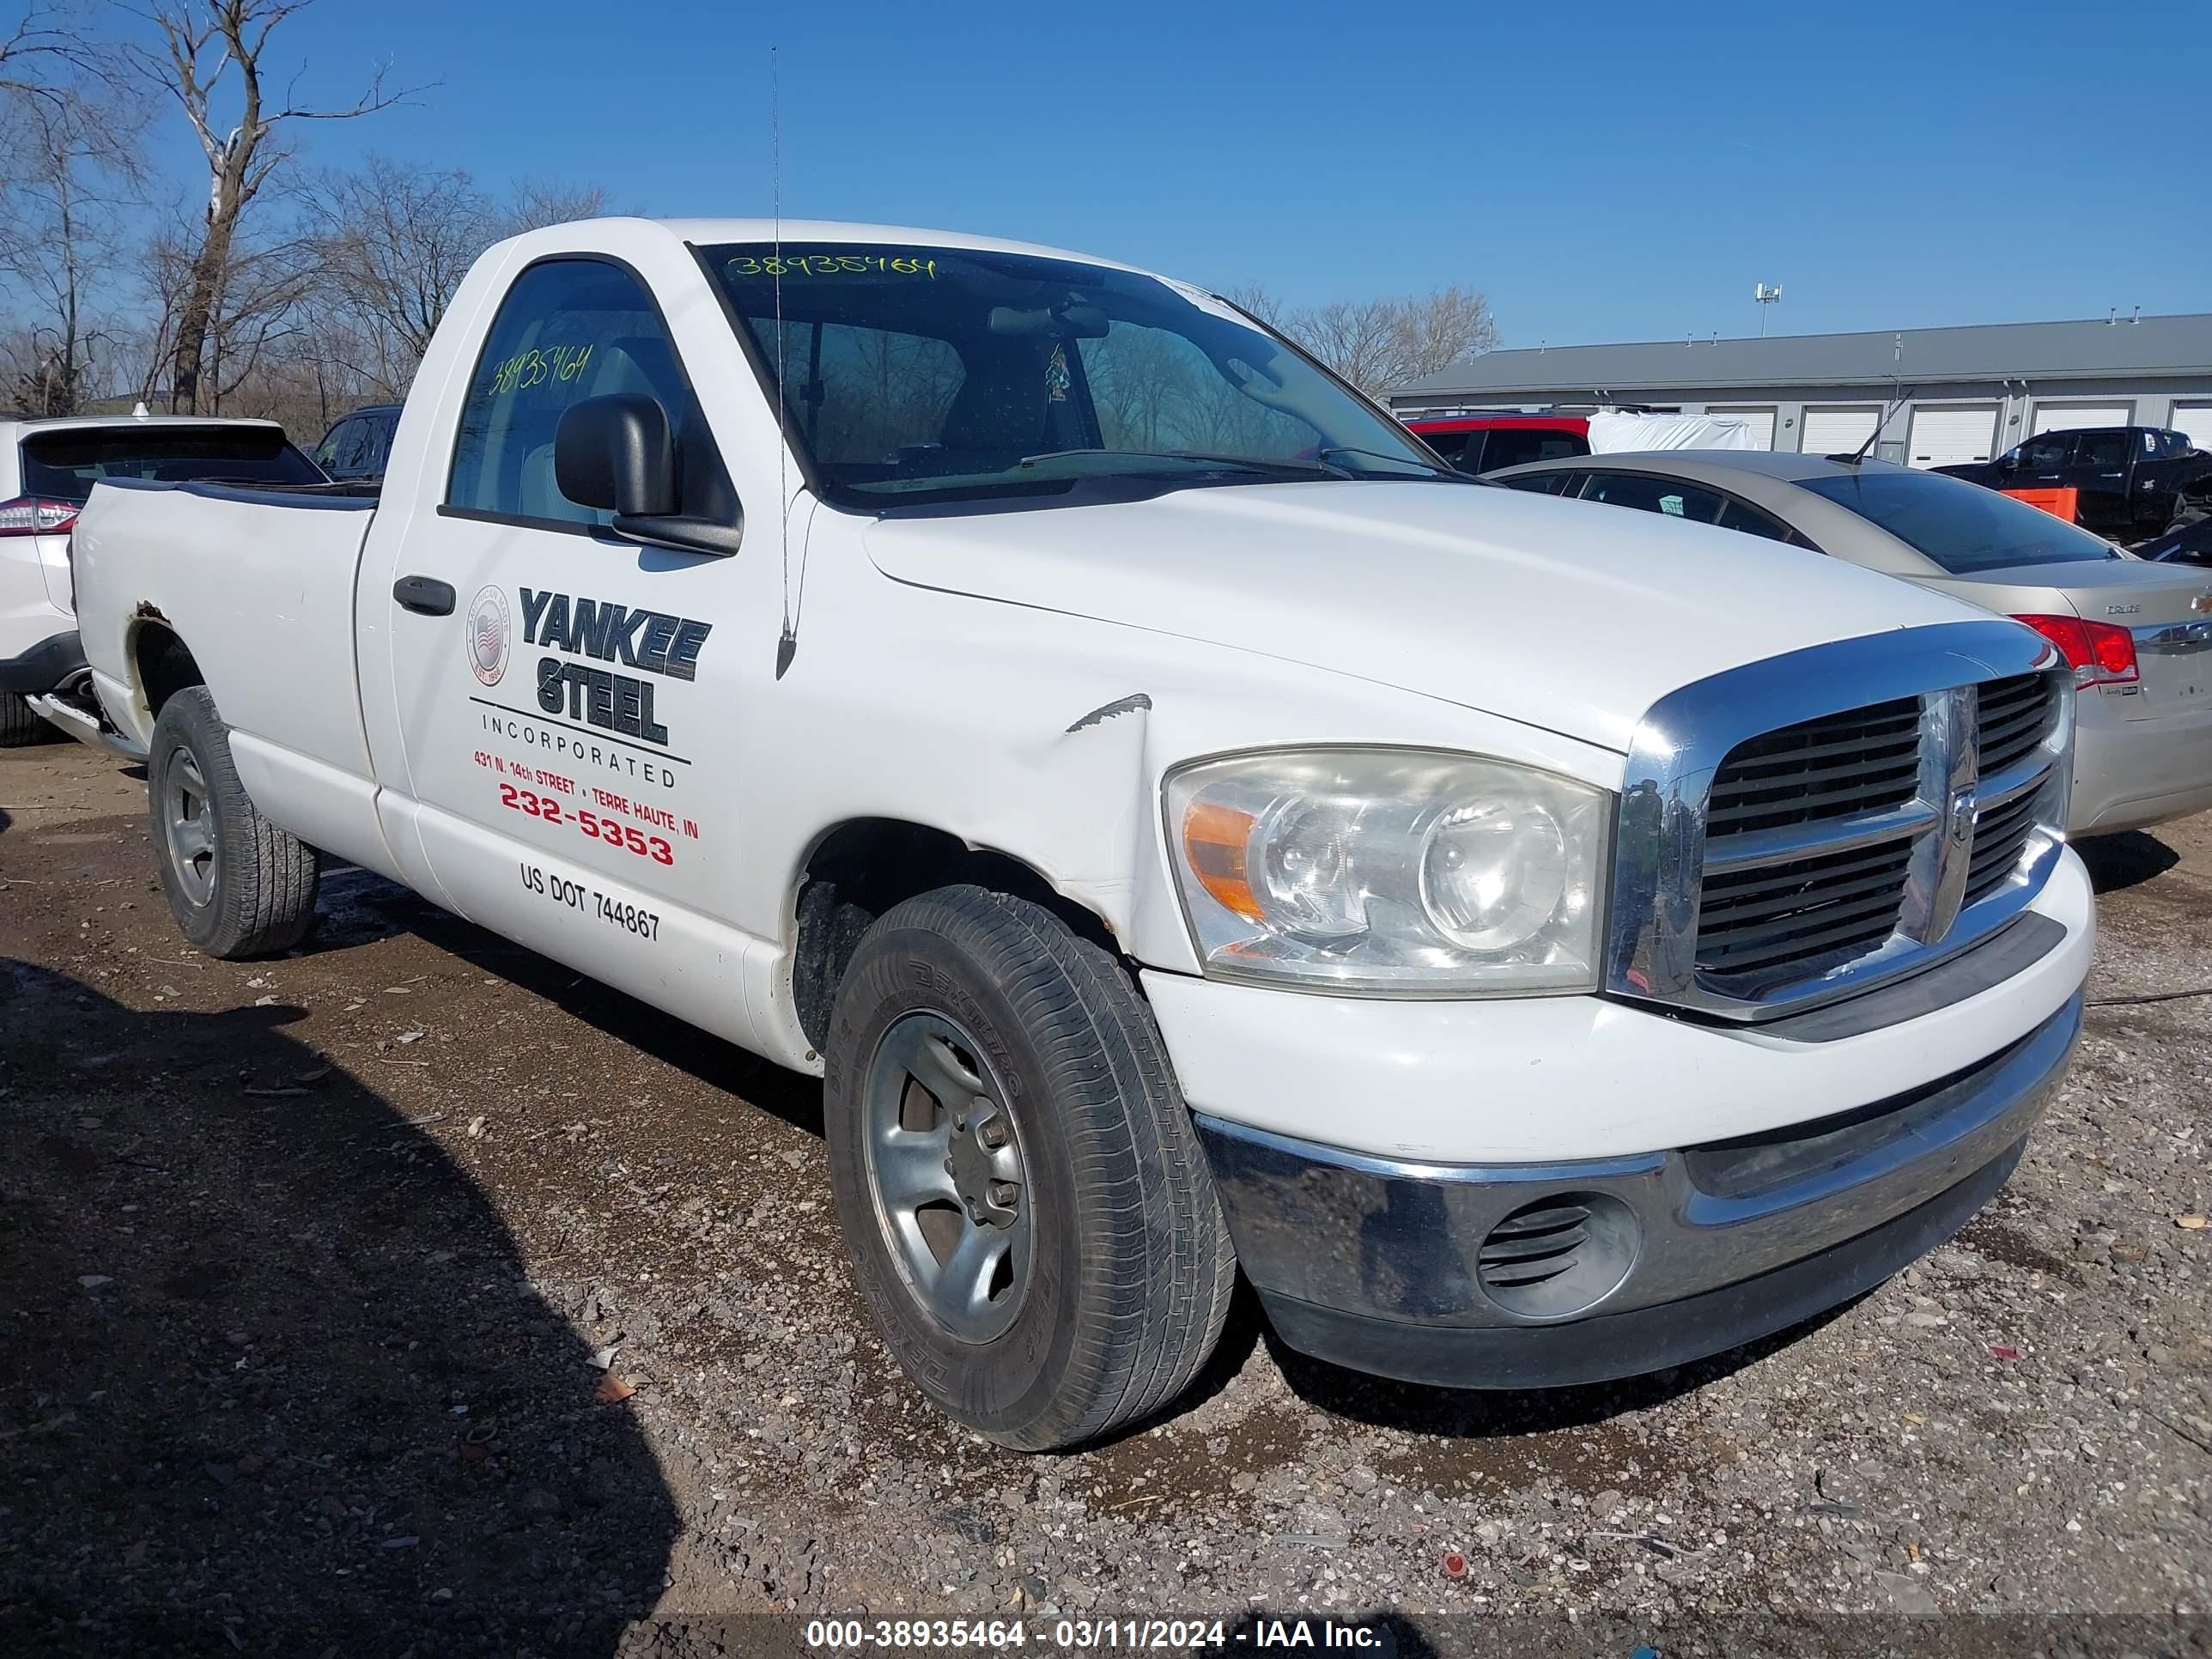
[[1977, 672, 2057, 776], [1702, 696, 1922, 836], [1696, 834, 1915, 979], [1963, 784, 2045, 910], [1608, 625, 2072, 1021]]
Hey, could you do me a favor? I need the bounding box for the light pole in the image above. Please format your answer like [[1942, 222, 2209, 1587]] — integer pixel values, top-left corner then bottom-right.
[[1754, 283, 1783, 338]]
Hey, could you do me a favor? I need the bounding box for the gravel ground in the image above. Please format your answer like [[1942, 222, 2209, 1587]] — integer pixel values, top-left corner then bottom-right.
[[1, 739, 2208, 1656]]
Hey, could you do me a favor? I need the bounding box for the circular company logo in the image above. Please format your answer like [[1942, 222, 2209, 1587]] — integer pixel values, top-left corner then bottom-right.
[[467, 585, 510, 686]]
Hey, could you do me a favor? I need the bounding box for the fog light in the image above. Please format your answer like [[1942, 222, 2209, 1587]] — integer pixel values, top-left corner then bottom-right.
[[1476, 1190, 1640, 1319]]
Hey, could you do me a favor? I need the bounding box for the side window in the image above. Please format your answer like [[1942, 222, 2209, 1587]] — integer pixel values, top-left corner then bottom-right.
[[1499, 470, 1578, 495], [2018, 433, 2071, 469], [341, 420, 380, 476], [1582, 471, 1726, 521], [1418, 430, 1473, 467], [1480, 429, 1583, 471], [313, 420, 354, 473], [365, 412, 398, 475], [447, 258, 695, 527], [2076, 430, 2129, 469], [1715, 497, 1795, 543]]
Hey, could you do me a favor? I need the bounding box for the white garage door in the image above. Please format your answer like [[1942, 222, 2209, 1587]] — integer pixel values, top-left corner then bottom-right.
[[1906, 404, 1999, 469], [2172, 402, 2212, 453], [1708, 407, 1776, 449], [2033, 403, 2129, 434], [1800, 406, 1880, 455]]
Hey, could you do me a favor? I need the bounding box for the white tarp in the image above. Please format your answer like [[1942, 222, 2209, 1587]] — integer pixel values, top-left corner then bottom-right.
[[1586, 410, 1759, 453]]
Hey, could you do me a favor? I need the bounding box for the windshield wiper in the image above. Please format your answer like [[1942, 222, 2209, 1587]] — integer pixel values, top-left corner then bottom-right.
[[1316, 444, 1466, 480], [1017, 447, 1352, 479]]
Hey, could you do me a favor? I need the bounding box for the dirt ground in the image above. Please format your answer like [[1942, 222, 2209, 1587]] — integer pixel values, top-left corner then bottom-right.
[[2, 738, 2208, 1657]]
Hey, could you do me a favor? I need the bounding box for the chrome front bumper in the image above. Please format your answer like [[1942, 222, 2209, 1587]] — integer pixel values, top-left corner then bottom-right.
[[1198, 993, 2080, 1389]]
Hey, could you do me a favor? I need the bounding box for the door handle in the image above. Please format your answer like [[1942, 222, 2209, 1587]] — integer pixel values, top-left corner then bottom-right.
[[393, 575, 456, 616]]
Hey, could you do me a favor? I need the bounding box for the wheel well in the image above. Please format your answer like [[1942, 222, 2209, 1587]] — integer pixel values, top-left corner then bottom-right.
[[133, 624, 205, 718], [792, 818, 1118, 1052]]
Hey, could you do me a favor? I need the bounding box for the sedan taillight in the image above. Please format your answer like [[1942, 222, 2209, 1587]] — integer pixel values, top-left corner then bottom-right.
[[2013, 612, 2139, 687], [0, 495, 80, 537]]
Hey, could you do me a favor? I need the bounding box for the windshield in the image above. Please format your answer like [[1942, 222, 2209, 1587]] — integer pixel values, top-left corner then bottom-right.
[[703, 241, 1450, 509], [1796, 468, 2122, 574]]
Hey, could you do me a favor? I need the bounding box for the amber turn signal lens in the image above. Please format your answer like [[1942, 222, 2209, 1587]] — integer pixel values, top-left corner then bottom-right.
[[1182, 799, 1263, 921]]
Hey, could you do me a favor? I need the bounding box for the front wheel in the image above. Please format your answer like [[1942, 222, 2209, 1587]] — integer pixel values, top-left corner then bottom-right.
[[146, 687, 319, 958], [823, 885, 1236, 1450]]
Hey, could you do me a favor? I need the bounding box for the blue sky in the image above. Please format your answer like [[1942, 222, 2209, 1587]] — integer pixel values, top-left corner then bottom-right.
[[165, 0, 2209, 349]]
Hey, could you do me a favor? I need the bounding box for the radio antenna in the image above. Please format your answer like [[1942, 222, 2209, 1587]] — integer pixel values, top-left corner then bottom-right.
[[772, 44, 798, 679]]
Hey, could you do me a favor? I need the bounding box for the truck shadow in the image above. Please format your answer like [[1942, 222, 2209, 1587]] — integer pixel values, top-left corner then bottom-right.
[[2075, 830, 2179, 894], [0, 961, 679, 1657], [310, 862, 824, 1136]]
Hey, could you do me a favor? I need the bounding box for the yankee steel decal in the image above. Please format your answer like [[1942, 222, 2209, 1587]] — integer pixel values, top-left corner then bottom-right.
[[518, 587, 713, 746]]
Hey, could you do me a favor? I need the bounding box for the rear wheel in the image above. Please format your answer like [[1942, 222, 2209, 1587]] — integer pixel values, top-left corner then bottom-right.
[[823, 884, 1235, 1450], [0, 691, 50, 746], [147, 687, 319, 958]]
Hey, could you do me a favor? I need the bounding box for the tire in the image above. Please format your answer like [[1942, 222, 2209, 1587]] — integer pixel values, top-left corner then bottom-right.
[[146, 686, 319, 958], [0, 690, 50, 746], [823, 884, 1236, 1451]]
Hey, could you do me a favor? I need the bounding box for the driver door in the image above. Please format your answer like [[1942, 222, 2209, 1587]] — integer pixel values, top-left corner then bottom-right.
[[380, 256, 744, 991]]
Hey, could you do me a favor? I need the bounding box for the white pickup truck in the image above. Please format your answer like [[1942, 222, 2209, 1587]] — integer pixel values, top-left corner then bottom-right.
[[72, 218, 2094, 1449]]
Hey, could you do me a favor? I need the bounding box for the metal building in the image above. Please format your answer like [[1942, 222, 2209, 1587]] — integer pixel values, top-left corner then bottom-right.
[[1386, 313, 2212, 467]]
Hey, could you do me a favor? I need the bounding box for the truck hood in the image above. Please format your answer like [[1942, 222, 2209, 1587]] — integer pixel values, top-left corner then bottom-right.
[[863, 482, 1986, 753]]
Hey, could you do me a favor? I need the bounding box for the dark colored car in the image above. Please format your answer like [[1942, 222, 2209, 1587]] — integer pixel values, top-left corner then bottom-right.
[[2142, 515, 2212, 567], [1401, 413, 1591, 474], [312, 403, 404, 483], [1934, 426, 2212, 540]]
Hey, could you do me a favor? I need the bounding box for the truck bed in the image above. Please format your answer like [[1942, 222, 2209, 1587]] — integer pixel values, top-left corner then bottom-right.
[[71, 476, 384, 859]]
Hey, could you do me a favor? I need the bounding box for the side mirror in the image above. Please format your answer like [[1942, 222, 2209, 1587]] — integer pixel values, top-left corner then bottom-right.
[[556, 393, 678, 518], [554, 392, 743, 558]]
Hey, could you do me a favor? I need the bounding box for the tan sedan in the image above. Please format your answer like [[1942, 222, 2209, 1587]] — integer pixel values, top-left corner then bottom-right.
[[1489, 450, 2212, 836]]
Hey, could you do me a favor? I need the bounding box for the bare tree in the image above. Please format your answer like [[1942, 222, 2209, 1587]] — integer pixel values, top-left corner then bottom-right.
[[0, 5, 85, 106], [125, 0, 419, 412], [1241, 283, 1499, 398], [495, 176, 612, 238], [294, 161, 617, 407], [1285, 297, 1402, 397], [302, 154, 487, 380], [0, 86, 139, 411], [1382, 284, 1498, 391], [1223, 283, 1286, 330], [0, 5, 144, 415]]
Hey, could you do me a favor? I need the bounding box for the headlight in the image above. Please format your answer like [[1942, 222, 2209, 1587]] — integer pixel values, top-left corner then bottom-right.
[[1164, 749, 1610, 995]]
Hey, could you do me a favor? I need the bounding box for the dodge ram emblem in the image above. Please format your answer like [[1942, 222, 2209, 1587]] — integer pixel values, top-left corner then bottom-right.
[[467, 585, 510, 686]]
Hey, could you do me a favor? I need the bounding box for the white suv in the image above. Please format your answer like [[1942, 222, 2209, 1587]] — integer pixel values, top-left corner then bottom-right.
[[0, 415, 325, 745]]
